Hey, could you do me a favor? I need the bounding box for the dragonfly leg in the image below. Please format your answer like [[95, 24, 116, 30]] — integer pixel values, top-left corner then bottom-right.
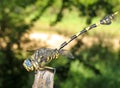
[[38, 66, 56, 75], [44, 66, 56, 75]]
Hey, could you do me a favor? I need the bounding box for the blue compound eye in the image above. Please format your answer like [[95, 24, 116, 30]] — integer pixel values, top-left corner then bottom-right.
[[24, 59, 32, 67]]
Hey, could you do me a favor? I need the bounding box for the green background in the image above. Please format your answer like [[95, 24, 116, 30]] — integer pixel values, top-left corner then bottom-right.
[[0, 0, 120, 88]]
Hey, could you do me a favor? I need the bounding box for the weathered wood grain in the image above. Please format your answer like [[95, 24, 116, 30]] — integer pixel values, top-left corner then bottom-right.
[[32, 69, 55, 88]]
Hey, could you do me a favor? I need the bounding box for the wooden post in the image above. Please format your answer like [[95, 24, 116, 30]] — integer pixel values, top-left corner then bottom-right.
[[32, 69, 55, 88]]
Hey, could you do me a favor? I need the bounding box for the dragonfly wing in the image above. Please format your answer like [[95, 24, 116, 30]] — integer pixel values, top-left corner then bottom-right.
[[60, 50, 74, 59]]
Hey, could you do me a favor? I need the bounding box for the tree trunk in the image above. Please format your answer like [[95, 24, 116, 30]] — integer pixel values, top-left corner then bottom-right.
[[32, 69, 55, 88]]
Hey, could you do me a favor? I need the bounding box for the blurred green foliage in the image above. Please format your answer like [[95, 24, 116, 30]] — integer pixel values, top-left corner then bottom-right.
[[0, 0, 120, 88]]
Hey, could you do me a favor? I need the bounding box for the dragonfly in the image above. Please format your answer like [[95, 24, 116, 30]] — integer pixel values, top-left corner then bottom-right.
[[23, 10, 119, 72], [23, 48, 74, 71]]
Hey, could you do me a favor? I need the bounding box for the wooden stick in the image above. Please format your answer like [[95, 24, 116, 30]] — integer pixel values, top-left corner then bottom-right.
[[32, 69, 55, 88]]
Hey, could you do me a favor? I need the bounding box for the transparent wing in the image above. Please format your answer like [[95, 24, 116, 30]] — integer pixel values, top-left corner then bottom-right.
[[59, 49, 74, 59], [26, 49, 37, 52]]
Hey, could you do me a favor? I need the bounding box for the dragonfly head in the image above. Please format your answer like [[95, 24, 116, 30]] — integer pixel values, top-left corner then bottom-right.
[[23, 59, 34, 71]]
